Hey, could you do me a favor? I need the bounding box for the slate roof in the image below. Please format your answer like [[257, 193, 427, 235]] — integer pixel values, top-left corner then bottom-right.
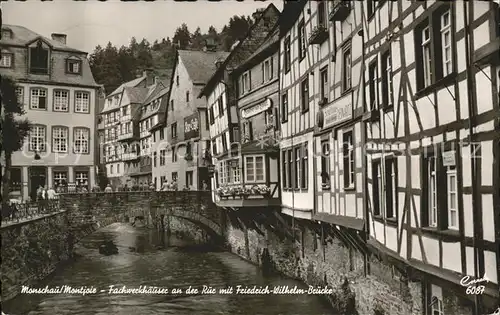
[[108, 76, 146, 97], [178, 50, 230, 85], [1, 24, 85, 53], [0, 24, 99, 88], [140, 86, 170, 121], [235, 26, 279, 72], [124, 86, 149, 104]]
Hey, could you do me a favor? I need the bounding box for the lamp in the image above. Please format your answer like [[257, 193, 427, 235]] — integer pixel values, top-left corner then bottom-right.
[[34, 151, 41, 160]]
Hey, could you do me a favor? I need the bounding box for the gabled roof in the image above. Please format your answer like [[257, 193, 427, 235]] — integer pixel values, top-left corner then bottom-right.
[[178, 50, 230, 85], [198, 3, 280, 98], [1, 24, 86, 53], [141, 86, 170, 121], [124, 86, 149, 104], [108, 76, 147, 97], [233, 24, 279, 75]]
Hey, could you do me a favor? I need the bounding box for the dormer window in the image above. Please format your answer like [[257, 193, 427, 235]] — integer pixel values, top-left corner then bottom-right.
[[66, 59, 82, 74], [29, 41, 49, 74], [0, 51, 13, 68], [1, 29, 12, 40]]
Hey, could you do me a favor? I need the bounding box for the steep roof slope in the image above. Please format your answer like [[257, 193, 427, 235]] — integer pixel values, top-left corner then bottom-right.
[[178, 50, 230, 85]]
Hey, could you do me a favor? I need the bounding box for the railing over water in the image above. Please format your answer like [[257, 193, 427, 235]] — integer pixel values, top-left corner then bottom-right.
[[1, 200, 62, 226]]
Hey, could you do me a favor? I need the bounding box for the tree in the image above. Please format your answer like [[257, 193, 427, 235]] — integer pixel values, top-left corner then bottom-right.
[[172, 23, 191, 49], [1, 77, 31, 209], [190, 27, 204, 50]]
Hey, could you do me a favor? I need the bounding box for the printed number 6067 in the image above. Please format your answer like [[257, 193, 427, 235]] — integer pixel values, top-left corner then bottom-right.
[[466, 285, 485, 295]]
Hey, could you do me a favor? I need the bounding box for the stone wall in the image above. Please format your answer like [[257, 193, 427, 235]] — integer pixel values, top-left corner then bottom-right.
[[1, 212, 72, 302], [224, 214, 425, 315]]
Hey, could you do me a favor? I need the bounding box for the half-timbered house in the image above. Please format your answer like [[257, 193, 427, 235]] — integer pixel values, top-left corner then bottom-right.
[[198, 4, 280, 205], [364, 1, 500, 313]]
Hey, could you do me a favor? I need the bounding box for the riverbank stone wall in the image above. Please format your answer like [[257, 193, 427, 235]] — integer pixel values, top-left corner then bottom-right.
[[1, 212, 72, 302]]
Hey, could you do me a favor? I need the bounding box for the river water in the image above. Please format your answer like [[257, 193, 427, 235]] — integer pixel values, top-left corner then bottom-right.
[[4, 223, 334, 315]]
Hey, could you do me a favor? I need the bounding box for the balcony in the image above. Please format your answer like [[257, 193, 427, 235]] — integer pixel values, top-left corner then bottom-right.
[[329, 0, 351, 22], [309, 25, 328, 45], [122, 152, 139, 161], [214, 183, 280, 208], [117, 132, 135, 141]]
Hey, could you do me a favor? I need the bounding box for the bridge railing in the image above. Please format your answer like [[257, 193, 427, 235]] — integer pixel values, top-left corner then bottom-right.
[[1, 200, 62, 225]]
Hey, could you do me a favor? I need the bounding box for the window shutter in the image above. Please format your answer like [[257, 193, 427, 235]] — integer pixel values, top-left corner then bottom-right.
[[249, 71, 252, 91], [273, 107, 279, 130], [385, 159, 393, 218], [262, 63, 265, 83], [343, 140, 349, 187], [248, 121, 253, 141], [269, 57, 273, 80]]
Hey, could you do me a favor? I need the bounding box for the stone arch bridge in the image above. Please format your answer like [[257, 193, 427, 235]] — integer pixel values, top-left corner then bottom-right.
[[59, 191, 225, 245]]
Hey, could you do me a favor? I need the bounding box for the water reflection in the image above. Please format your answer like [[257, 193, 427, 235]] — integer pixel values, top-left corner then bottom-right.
[[4, 223, 334, 315]]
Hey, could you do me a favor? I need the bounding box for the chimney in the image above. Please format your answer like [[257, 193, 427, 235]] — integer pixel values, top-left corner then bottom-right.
[[154, 76, 160, 85], [51, 33, 67, 45], [143, 68, 154, 86], [203, 38, 217, 52]]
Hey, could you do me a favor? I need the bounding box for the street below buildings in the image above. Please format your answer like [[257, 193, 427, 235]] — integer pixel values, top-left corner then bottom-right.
[[3, 223, 334, 315]]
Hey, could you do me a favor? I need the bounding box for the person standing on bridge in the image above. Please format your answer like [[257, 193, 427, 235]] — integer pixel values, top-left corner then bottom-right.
[[104, 184, 113, 193]]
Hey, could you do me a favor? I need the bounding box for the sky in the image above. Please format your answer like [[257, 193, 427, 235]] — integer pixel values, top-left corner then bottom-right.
[[2, 0, 283, 54]]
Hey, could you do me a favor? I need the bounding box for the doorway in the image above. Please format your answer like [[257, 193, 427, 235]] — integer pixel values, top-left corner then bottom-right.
[[29, 166, 47, 201]]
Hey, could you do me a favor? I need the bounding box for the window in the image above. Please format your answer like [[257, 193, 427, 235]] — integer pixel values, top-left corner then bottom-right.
[[172, 147, 178, 162], [172, 172, 178, 182], [75, 171, 89, 189], [2, 29, 12, 39], [245, 156, 264, 182], [232, 126, 240, 143], [282, 151, 288, 188], [15, 87, 24, 105], [415, 7, 454, 91], [288, 150, 293, 188], [367, 0, 374, 18], [422, 26, 432, 88], [29, 43, 49, 74], [186, 171, 193, 187], [52, 126, 68, 153], [218, 96, 224, 116], [320, 67, 328, 102], [318, 1, 326, 26], [241, 71, 251, 95], [153, 151, 157, 167], [74, 128, 89, 154], [423, 151, 459, 230], [160, 176, 166, 184], [29, 125, 46, 152], [171, 100, 174, 111], [231, 160, 241, 183], [284, 36, 291, 73], [343, 131, 354, 188], [262, 57, 273, 82], [221, 133, 228, 152], [30, 88, 47, 110], [110, 165, 114, 174], [298, 20, 306, 60], [441, 11, 452, 76], [281, 93, 288, 122], [369, 61, 379, 110], [53, 90, 69, 111], [300, 78, 309, 113], [372, 158, 398, 219], [381, 51, 393, 109], [53, 171, 67, 187], [242, 121, 253, 142], [176, 75, 179, 86], [430, 285, 444, 315], [186, 91, 190, 102], [301, 146, 308, 189], [342, 46, 352, 92], [294, 147, 301, 189], [171, 123, 177, 138], [212, 141, 218, 156], [160, 129, 165, 140], [219, 161, 230, 185], [160, 149, 166, 166], [75, 91, 90, 113], [0, 53, 12, 68], [66, 59, 82, 74], [447, 165, 458, 229], [321, 141, 330, 188], [209, 106, 215, 125]]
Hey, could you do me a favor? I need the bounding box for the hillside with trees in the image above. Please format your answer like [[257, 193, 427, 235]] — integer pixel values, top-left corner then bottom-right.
[[89, 13, 260, 94]]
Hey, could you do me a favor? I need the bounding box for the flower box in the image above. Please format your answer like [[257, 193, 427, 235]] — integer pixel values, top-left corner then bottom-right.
[[329, 0, 351, 22], [309, 25, 328, 45]]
